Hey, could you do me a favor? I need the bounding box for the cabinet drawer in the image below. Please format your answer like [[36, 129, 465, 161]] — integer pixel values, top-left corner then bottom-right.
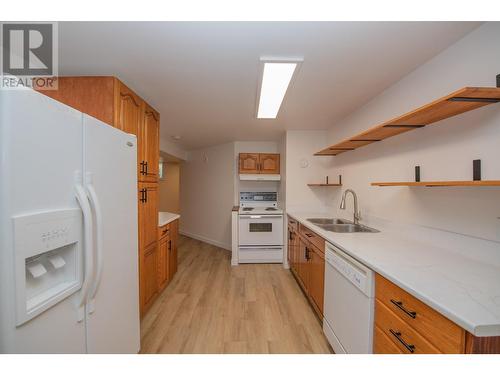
[[374, 325, 404, 354], [375, 274, 465, 353], [158, 223, 170, 240], [287, 216, 298, 231], [375, 299, 440, 354], [299, 224, 325, 253]]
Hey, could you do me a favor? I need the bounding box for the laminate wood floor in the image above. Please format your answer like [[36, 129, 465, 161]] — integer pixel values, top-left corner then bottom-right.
[[140, 235, 332, 354]]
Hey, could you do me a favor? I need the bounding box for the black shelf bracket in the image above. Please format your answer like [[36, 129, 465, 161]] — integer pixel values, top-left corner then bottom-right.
[[383, 124, 426, 128], [448, 97, 500, 103]]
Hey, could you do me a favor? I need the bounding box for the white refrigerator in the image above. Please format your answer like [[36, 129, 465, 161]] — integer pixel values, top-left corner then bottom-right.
[[0, 88, 140, 353]]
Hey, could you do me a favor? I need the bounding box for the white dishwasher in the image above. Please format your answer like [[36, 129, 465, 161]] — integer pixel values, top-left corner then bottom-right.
[[323, 242, 375, 354]]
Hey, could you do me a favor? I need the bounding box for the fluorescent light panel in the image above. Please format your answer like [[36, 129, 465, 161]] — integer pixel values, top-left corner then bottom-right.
[[257, 62, 297, 119]]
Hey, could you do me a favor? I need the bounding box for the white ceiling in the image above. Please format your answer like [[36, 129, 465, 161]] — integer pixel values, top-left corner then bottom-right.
[[58, 22, 480, 150]]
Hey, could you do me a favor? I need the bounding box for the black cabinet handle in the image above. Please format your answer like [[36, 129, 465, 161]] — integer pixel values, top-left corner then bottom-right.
[[168, 240, 172, 251], [144, 189, 148, 203], [140, 161, 146, 175], [140, 188, 146, 202], [145, 161, 148, 174], [289, 231, 293, 241], [305, 247, 310, 260], [305, 233, 313, 238], [390, 299, 417, 319], [389, 329, 415, 353]]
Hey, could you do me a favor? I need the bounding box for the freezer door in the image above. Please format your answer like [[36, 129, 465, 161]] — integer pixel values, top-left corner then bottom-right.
[[0, 89, 86, 353], [83, 115, 140, 353]]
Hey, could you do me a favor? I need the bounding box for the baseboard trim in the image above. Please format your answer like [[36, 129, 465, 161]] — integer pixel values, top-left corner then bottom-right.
[[179, 230, 231, 251]]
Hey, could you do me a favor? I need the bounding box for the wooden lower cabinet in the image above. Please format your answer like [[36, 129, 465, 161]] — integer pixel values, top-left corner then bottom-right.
[[158, 235, 170, 290], [169, 219, 179, 276], [373, 274, 500, 354], [288, 217, 325, 320], [297, 237, 309, 289], [140, 242, 159, 315], [140, 218, 179, 317], [308, 245, 325, 316], [374, 325, 404, 354]]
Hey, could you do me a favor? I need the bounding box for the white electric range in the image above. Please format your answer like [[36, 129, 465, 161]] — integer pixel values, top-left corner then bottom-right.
[[238, 192, 284, 263]]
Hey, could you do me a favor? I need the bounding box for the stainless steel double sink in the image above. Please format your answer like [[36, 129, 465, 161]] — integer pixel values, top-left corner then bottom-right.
[[307, 218, 379, 233]]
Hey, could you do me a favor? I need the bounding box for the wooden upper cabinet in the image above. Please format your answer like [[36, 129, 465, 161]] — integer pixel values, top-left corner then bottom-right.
[[239, 153, 260, 174], [114, 80, 142, 136], [37, 76, 116, 125], [259, 153, 280, 174], [139, 103, 160, 182], [238, 153, 280, 174]]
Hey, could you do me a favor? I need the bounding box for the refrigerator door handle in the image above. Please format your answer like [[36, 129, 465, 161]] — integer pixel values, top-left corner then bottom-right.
[[86, 174, 103, 314], [75, 182, 94, 322]]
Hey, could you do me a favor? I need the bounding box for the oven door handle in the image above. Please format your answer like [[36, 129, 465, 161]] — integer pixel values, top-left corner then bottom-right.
[[239, 215, 283, 219]]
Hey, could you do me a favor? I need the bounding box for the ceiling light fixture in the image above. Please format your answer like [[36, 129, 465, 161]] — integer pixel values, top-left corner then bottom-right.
[[256, 57, 303, 119]]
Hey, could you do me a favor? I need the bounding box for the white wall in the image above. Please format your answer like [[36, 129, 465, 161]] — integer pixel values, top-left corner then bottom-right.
[[160, 138, 188, 161], [284, 131, 341, 212], [322, 22, 500, 242], [179, 142, 235, 250], [158, 162, 180, 214]]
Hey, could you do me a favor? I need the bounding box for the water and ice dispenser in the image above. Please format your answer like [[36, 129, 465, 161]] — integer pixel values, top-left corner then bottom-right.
[[13, 209, 83, 325]]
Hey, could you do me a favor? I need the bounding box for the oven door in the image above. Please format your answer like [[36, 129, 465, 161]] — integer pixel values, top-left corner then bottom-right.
[[238, 215, 283, 246]]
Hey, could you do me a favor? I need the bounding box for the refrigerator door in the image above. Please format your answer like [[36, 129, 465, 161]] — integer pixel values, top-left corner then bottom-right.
[[83, 115, 140, 353], [0, 89, 86, 353]]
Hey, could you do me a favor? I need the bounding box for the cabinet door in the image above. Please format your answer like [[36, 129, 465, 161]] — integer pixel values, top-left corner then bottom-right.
[[297, 238, 309, 290], [169, 219, 178, 278], [239, 153, 260, 174], [308, 245, 325, 316], [288, 228, 298, 273], [259, 153, 280, 174], [140, 103, 160, 182], [140, 242, 159, 315], [292, 230, 300, 272], [287, 227, 293, 266], [158, 236, 170, 290], [138, 183, 159, 249], [115, 80, 142, 135]]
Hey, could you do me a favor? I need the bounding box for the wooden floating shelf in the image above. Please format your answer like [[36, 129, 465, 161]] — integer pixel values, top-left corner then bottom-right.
[[371, 180, 500, 187], [315, 87, 500, 156], [307, 183, 342, 187]]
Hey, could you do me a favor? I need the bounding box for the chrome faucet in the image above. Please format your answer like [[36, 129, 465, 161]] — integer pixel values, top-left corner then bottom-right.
[[340, 189, 361, 224]]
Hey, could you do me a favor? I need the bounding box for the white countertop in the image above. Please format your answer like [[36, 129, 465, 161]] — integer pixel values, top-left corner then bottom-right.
[[287, 211, 500, 337], [158, 212, 180, 227]]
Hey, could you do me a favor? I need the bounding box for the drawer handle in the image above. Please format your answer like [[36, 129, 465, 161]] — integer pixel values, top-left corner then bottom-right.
[[389, 329, 415, 353], [305, 233, 313, 238], [289, 220, 296, 224], [162, 228, 169, 234], [390, 299, 417, 319]]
